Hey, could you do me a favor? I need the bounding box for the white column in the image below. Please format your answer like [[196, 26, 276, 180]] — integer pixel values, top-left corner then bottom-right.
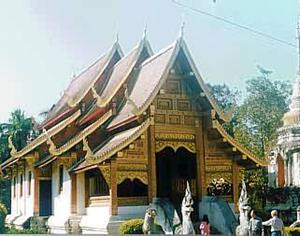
[[293, 153, 299, 186], [289, 157, 293, 186], [76, 172, 86, 215]]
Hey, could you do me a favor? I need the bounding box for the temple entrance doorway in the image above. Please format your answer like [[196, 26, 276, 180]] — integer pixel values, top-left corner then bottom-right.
[[39, 179, 52, 216], [156, 146, 198, 220]]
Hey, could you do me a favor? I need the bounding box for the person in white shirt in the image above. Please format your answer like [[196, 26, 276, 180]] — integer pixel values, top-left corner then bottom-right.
[[262, 210, 284, 236]]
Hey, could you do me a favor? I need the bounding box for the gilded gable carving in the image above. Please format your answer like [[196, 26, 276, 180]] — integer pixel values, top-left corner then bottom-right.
[[155, 133, 195, 140], [117, 171, 148, 185], [177, 99, 191, 111], [165, 80, 181, 94], [99, 165, 110, 186], [117, 138, 147, 161], [169, 115, 181, 124], [205, 165, 232, 172], [155, 114, 166, 123], [157, 98, 173, 110], [184, 116, 195, 126]]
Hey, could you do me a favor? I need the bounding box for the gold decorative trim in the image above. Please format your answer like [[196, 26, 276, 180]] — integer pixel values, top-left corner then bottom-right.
[[44, 128, 59, 156], [117, 164, 147, 171], [212, 120, 268, 166], [55, 109, 113, 155], [9, 110, 81, 159], [88, 119, 151, 164], [155, 133, 195, 141], [206, 165, 232, 172], [98, 165, 110, 186], [155, 140, 196, 153], [117, 171, 148, 185]]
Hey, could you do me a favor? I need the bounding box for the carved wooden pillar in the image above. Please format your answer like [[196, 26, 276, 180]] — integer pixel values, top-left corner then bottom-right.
[[71, 173, 77, 214], [84, 173, 89, 208], [33, 168, 40, 216], [148, 114, 157, 200], [110, 159, 118, 215], [232, 160, 239, 212], [195, 119, 205, 199], [201, 117, 208, 196]]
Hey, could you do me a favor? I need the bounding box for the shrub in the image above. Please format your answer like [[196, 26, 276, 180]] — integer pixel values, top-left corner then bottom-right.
[[0, 202, 7, 233], [284, 227, 300, 236], [119, 218, 144, 234], [5, 227, 47, 234]]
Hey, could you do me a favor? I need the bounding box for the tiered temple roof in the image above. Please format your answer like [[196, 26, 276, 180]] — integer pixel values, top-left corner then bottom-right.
[[1, 35, 267, 172]]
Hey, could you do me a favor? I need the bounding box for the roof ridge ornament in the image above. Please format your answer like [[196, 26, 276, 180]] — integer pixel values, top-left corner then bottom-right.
[[43, 128, 58, 155], [83, 137, 94, 158], [142, 24, 148, 40], [91, 86, 105, 107], [178, 14, 186, 39], [124, 84, 139, 114], [64, 90, 77, 108], [8, 135, 17, 156]]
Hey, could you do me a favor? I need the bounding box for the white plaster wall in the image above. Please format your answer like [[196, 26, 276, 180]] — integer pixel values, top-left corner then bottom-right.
[[80, 205, 111, 234], [48, 163, 72, 233], [11, 177, 17, 216], [76, 172, 86, 215], [52, 164, 71, 217], [19, 173, 25, 216], [24, 168, 34, 216], [292, 153, 300, 186]]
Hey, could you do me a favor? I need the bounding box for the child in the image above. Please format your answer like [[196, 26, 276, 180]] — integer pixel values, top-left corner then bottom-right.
[[199, 214, 210, 236], [248, 210, 262, 236]]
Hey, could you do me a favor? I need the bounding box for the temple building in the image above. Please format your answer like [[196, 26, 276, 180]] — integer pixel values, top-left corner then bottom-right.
[[0, 33, 266, 234]]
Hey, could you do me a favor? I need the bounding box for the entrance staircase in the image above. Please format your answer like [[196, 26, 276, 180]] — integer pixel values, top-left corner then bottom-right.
[[199, 196, 238, 235], [150, 198, 182, 234]]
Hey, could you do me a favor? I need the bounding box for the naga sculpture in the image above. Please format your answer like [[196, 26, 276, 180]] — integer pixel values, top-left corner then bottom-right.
[[236, 180, 251, 236], [143, 208, 158, 234], [143, 181, 195, 235], [181, 181, 196, 235]]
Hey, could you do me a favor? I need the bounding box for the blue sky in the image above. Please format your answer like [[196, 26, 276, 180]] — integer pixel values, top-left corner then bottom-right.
[[0, 0, 298, 122]]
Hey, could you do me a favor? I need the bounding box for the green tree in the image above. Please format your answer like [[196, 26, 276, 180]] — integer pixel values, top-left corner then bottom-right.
[[234, 69, 291, 157], [235, 67, 291, 208], [0, 109, 37, 233], [207, 83, 240, 136]]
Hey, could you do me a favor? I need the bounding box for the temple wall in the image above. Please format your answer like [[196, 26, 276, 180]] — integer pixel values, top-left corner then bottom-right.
[[48, 162, 72, 233], [24, 167, 34, 216], [10, 177, 18, 217], [51, 163, 71, 217]]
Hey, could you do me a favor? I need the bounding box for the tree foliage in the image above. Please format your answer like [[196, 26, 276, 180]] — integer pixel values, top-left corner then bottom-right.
[[209, 67, 292, 209], [234, 70, 291, 157], [0, 109, 37, 233]]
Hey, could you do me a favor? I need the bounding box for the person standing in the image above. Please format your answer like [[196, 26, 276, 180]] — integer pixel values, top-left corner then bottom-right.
[[262, 210, 284, 236], [199, 214, 210, 236], [248, 210, 263, 236]]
